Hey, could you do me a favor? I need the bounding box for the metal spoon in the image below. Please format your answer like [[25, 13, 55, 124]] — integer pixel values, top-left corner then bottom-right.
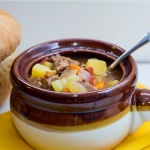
[[107, 32, 150, 72]]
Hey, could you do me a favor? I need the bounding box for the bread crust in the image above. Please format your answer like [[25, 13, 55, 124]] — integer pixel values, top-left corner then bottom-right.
[[0, 9, 21, 105], [0, 8, 21, 62], [0, 48, 18, 106]]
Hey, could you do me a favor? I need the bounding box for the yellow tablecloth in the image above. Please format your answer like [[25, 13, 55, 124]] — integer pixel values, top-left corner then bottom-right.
[[0, 83, 150, 150]]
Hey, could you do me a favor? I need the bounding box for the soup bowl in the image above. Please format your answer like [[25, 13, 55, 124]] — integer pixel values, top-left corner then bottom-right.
[[10, 38, 150, 150]]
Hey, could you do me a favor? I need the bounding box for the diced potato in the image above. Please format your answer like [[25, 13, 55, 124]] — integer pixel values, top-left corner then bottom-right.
[[86, 59, 107, 76], [43, 61, 54, 70], [31, 64, 50, 78], [51, 78, 67, 92], [108, 80, 119, 87], [67, 80, 87, 93]]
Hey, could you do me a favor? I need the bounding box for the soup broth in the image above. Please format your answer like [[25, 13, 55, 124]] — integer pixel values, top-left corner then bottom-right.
[[29, 53, 122, 93]]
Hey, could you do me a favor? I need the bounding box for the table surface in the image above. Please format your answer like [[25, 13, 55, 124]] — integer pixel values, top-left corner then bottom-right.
[[0, 63, 150, 114]]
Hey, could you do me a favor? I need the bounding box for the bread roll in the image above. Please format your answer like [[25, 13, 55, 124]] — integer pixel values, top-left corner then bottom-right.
[[0, 8, 21, 106]]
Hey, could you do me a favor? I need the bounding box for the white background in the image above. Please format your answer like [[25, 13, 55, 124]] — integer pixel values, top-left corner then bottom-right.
[[0, 1, 150, 113]]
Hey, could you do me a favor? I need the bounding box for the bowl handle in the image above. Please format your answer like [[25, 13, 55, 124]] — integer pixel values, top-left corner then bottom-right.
[[132, 89, 150, 107], [130, 89, 150, 133]]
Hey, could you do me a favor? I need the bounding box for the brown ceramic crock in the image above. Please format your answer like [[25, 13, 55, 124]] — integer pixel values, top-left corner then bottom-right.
[[10, 39, 150, 150]]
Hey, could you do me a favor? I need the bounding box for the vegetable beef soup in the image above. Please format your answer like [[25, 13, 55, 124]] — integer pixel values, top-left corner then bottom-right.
[[29, 54, 122, 93]]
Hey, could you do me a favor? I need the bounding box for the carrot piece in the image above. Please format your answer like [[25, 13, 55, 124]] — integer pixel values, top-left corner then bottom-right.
[[44, 71, 55, 78], [70, 64, 81, 73], [63, 88, 71, 93], [48, 71, 55, 76], [94, 81, 105, 90]]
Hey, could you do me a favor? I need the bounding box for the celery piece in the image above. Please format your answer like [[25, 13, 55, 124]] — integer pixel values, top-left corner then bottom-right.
[[43, 61, 54, 70], [51, 80, 63, 92], [108, 80, 119, 87], [67, 80, 87, 93], [51, 78, 68, 92]]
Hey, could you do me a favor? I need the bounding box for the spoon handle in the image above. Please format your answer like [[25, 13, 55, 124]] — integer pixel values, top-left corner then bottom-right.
[[107, 32, 150, 72]]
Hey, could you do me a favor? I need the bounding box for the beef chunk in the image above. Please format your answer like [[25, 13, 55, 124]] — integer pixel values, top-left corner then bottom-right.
[[30, 75, 59, 90], [50, 54, 80, 73]]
